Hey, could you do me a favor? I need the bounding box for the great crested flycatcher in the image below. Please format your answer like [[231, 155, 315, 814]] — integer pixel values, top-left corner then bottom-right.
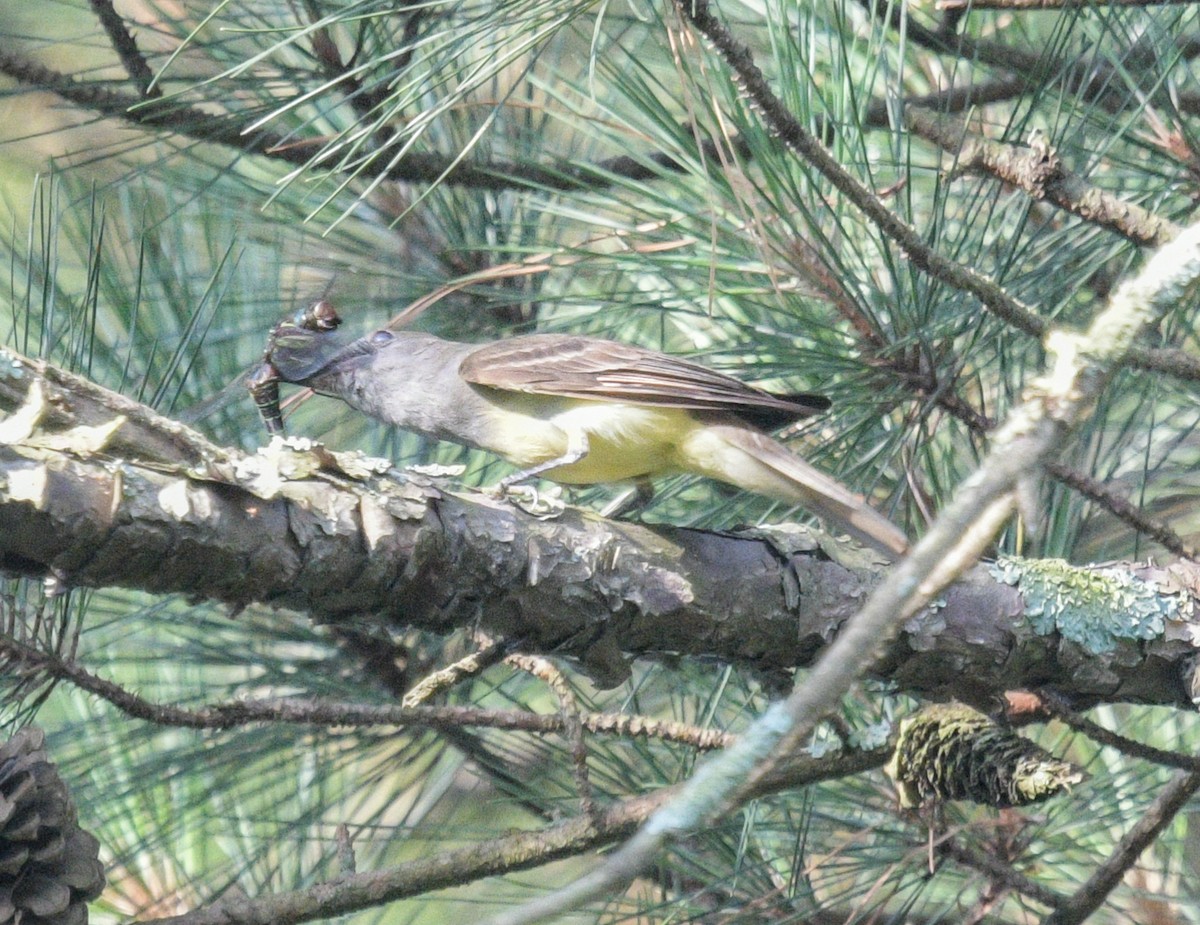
[[251, 302, 909, 558]]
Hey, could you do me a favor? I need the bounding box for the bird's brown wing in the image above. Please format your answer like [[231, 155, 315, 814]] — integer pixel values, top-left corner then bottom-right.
[[458, 334, 830, 428]]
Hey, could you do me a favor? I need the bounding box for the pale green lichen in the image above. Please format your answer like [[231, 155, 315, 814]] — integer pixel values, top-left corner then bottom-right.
[[848, 719, 892, 751], [989, 555, 1175, 653], [0, 348, 25, 379]]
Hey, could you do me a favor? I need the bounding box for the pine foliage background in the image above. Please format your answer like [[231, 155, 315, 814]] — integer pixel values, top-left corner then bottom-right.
[[2, 0, 1200, 922]]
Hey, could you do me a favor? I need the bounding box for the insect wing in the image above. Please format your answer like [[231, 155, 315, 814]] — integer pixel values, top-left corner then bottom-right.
[[266, 323, 357, 383]]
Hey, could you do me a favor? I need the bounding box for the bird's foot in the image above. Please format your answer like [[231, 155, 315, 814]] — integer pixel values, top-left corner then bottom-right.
[[493, 482, 566, 519]]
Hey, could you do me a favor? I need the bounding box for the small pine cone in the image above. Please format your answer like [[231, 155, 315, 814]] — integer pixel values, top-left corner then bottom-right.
[[886, 703, 1085, 809], [0, 727, 105, 924]]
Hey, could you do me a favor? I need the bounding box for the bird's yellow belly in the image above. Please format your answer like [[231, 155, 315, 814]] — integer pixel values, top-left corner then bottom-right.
[[482, 398, 690, 484]]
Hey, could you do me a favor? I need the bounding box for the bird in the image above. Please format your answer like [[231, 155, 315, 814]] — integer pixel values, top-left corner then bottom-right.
[[253, 302, 909, 558]]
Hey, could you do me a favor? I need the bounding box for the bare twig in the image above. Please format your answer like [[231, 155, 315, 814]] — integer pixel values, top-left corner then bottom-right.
[[894, 356, 1196, 557], [87, 0, 159, 99], [862, 75, 1029, 129], [1046, 463, 1196, 559], [938, 835, 1066, 910], [133, 741, 887, 925], [0, 48, 749, 194], [1044, 769, 1200, 925], [904, 108, 1180, 247], [401, 634, 511, 707], [0, 636, 735, 750], [144, 788, 659, 925], [506, 652, 595, 817], [1125, 344, 1200, 382], [855, 334, 1195, 557], [1043, 693, 1200, 771]]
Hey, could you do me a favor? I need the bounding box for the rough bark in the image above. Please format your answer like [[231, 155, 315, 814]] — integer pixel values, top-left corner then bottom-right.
[[1, 346, 1197, 705]]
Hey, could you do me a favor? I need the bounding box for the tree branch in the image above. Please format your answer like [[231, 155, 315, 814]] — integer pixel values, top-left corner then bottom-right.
[[843, 320, 1196, 557], [1043, 693, 1200, 771], [862, 76, 1029, 129], [1044, 769, 1200, 925], [671, 0, 1051, 342], [1046, 462, 1196, 559], [903, 108, 1180, 247], [87, 0, 159, 98], [938, 836, 1066, 910], [480, 161, 1200, 921], [0, 48, 744, 194], [1, 345, 1198, 706], [0, 634, 735, 749], [131, 741, 886, 925]]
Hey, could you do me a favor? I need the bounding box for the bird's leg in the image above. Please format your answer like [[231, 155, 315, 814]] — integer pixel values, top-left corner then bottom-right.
[[600, 478, 656, 518], [495, 431, 590, 493]]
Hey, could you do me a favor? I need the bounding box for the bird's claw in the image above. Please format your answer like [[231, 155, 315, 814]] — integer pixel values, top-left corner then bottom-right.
[[494, 482, 565, 519]]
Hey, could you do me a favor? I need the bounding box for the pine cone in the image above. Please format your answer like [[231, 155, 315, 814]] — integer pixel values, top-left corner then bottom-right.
[[886, 703, 1086, 809], [0, 727, 104, 925]]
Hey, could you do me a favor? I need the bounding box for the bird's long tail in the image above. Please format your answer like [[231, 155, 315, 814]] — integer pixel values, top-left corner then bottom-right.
[[678, 423, 909, 559]]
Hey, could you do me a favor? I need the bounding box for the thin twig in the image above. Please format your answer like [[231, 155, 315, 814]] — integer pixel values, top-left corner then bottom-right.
[[938, 835, 1066, 910], [1125, 344, 1200, 382], [875, 349, 1195, 557], [0, 637, 735, 750], [1044, 769, 1200, 925], [1042, 693, 1200, 771], [87, 0, 159, 99], [904, 108, 1180, 247], [132, 742, 888, 925], [506, 652, 596, 818], [402, 634, 510, 707], [862, 75, 1029, 129], [0, 48, 748, 194], [1046, 463, 1196, 559], [901, 356, 1197, 556], [143, 788, 659, 925]]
